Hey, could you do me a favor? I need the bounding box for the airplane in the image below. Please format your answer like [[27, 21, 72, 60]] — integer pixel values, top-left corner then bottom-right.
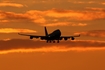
[[18, 27, 80, 43]]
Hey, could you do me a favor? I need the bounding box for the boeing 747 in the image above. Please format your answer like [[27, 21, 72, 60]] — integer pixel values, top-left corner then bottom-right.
[[18, 27, 80, 43]]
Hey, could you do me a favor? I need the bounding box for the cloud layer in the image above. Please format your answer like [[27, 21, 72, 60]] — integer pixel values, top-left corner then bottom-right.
[[0, 3, 25, 8], [0, 39, 105, 53], [77, 30, 105, 37], [0, 8, 105, 26], [0, 28, 36, 33]]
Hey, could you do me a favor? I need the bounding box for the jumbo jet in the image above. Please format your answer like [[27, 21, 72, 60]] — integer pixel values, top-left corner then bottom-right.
[[18, 27, 80, 43]]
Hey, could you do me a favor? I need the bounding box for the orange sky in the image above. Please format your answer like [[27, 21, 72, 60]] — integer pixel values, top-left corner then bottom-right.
[[0, 0, 105, 70]]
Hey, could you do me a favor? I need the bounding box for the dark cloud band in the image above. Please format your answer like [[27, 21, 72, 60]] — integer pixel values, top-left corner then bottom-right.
[[0, 39, 105, 51]]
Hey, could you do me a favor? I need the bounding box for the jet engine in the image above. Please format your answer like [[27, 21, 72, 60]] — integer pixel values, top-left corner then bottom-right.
[[71, 37, 75, 40], [41, 37, 44, 40], [30, 36, 33, 39], [64, 38, 68, 40]]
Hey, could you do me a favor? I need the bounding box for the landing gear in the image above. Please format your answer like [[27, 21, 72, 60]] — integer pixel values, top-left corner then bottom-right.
[[46, 40, 49, 43], [46, 40, 59, 43], [46, 40, 52, 43], [57, 40, 59, 43], [49, 40, 51, 43], [53, 41, 55, 43]]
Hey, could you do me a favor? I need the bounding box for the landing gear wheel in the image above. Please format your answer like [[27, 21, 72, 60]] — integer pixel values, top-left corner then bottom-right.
[[57, 40, 59, 43], [46, 40, 49, 43], [49, 40, 51, 43], [53, 41, 55, 43]]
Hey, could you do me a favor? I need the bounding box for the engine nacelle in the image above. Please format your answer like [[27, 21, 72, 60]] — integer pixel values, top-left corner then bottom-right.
[[40, 37, 46, 40], [30, 36, 33, 39], [41, 37, 44, 40], [71, 37, 75, 40], [64, 38, 68, 41]]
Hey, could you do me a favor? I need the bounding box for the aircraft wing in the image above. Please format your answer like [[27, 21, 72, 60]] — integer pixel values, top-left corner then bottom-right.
[[60, 34, 80, 40], [18, 33, 45, 39]]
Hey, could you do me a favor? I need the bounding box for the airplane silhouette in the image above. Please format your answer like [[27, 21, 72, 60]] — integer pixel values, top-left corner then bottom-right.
[[18, 27, 80, 43]]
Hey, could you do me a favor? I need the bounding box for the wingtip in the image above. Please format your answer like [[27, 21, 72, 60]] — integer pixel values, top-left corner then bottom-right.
[[18, 33, 22, 35]]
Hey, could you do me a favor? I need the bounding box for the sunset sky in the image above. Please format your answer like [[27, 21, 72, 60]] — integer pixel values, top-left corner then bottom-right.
[[0, 0, 105, 70]]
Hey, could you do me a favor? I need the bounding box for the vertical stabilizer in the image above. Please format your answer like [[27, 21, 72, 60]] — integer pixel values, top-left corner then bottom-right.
[[45, 27, 48, 36]]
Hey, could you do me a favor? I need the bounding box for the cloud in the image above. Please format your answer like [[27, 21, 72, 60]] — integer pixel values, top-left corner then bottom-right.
[[76, 30, 105, 37], [68, 1, 105, 5], [68, 1, 95, 4], [101, 2, 105, 5], [44, 22, 69, 26], [0, 3, 25, 8], [0, 39, 105, 53], [43, 22, 87, 27], [85, 7, 105, 11], [0, 28, 36, 33], [0, 20, 9, 22], [71, 23, 87, 26], [0, 11, 28, 19], [45, 9, 105, 21], [0, 9, 105, 26]]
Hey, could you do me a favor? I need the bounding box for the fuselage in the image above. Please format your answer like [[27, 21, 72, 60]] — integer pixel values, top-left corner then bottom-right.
[[46, 29, 61, 40]]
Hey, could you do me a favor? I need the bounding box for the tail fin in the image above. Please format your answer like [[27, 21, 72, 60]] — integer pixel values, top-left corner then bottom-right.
[[45, 27, 48, 36]]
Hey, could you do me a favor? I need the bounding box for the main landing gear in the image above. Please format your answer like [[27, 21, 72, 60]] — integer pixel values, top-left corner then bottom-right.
[[46, 40, 59, 43], [57, 40, 59, 43]]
